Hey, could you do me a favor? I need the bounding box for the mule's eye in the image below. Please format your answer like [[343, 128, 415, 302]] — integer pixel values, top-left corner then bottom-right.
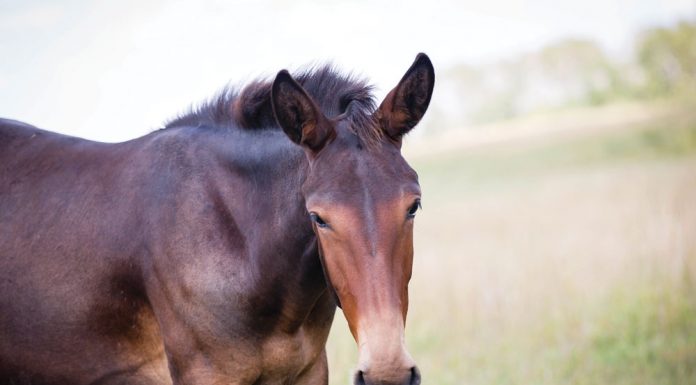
[[407, 199, 421, 219], [309, 212, 328, 228]]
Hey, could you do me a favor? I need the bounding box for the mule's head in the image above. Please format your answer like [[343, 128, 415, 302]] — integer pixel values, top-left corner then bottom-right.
[[271, 54, 434, 385]]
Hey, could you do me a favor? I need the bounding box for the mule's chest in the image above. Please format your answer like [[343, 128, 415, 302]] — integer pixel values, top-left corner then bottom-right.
[[239, 294, 336, 384], [255, 327, 329, 383], [238, 293, 336, 383]]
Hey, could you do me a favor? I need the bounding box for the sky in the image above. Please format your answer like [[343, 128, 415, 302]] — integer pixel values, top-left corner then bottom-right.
[[1, 0, 694, 142]]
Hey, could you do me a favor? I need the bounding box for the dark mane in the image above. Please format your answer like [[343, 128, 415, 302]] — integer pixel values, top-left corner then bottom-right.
[[164, 65, 382, 146]]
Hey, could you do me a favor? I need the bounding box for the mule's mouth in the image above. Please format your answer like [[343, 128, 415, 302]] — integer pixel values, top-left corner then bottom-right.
[[354, 366, 421, 385]]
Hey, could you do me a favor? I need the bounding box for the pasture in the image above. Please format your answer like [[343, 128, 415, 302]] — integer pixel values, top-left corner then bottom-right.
[[326, 100, 696, 385]]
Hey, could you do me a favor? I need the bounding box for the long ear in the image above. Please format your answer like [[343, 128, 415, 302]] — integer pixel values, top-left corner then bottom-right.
[[271, 70, 335, 153], [376, 53, 435, 140]]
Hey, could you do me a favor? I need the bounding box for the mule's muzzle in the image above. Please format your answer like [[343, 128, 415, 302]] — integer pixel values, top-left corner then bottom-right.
[[354, 366, 421, 385]]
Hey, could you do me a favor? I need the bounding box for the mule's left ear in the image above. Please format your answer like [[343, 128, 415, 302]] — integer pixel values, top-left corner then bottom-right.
[[271, 70, 335, 153], [376, 53, 435, 140]]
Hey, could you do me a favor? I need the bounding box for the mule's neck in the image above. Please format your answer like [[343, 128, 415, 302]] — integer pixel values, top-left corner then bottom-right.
[[197, 126, 332, 331]]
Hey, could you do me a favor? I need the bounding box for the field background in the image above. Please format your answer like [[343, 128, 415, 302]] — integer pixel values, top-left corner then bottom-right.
[[325, 99, 696, 385], [323, 19, 696, 384]]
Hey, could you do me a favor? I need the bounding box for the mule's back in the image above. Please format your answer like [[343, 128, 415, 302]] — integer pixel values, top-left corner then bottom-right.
[[0, 119, 169, 384]]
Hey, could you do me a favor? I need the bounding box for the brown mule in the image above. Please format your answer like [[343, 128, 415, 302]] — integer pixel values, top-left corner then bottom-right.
[[0, 53, 434, 385]]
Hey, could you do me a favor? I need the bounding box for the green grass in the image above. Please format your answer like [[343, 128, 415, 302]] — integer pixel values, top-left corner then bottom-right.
[[325, 101, 696, 385], [392, 280, 696, 384], [564, 282, 696, 385]]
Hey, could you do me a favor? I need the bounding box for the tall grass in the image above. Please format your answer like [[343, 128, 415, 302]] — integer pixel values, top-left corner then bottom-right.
[[326, 102, 696, 385]]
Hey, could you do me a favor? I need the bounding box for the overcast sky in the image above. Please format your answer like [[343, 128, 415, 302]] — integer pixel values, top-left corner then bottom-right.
[[1, 0, 694, 142]]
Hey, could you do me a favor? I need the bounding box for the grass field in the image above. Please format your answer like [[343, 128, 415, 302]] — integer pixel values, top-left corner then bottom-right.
[[325, 101, 696, 385]]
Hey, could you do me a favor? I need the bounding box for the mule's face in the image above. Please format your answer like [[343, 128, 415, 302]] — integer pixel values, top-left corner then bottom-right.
[[272, 54, 434, 385], [304, 130, 421, 385]]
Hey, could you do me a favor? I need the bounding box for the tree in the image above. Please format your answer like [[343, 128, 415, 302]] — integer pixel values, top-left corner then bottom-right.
[[638, 21, 696, 97]]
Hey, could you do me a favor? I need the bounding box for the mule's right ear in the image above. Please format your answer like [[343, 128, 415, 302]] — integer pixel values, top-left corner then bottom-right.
[[271, 70, 335, 153], [376, 53, 435, 141]]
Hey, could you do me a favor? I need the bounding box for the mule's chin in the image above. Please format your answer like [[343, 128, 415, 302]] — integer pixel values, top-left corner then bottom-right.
[[354, 366, 421, 385]]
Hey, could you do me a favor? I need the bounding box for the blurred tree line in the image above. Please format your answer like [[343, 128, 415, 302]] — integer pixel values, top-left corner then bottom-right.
[[432, 20, 696, 129], [639, 21, 696, 97]]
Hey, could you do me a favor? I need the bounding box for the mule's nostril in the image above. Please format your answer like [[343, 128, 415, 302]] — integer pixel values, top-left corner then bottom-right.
[[410, 366, 422, 385], [354, 370, 366, 385]]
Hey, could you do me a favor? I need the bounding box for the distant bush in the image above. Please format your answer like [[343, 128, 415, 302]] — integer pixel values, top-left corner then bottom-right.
[[638, 21, 696, 98], [432, 20, 696, 130]]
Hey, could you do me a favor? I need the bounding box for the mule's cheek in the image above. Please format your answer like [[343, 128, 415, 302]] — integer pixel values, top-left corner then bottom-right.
[[400, 286, 410, 322], [320, 247, 362, 340], [393, 229, 415, 322], [402, 263, 414, 321]]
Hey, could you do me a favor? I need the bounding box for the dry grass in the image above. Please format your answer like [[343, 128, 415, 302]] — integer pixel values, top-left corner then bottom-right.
[[326, 101, 696, 385]]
